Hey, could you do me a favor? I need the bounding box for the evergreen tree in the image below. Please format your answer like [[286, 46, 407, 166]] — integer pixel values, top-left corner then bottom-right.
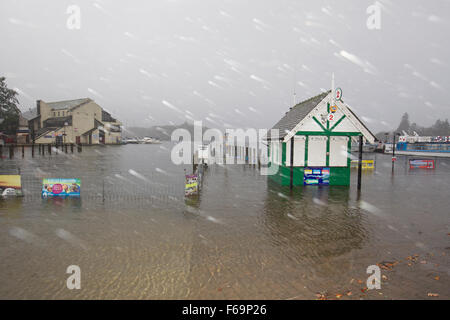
[[0, 77, 20, 134], [396, 112, 410, 133]]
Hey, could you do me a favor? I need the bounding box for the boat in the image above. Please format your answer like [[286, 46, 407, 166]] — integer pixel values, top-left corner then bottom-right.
[[383, 134, 450, 157], [140, 137, 161, 144], [124, 137, 140, 144]]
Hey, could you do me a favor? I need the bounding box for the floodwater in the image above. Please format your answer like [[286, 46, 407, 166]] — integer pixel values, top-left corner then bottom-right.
[[0, 143, 449, 299]]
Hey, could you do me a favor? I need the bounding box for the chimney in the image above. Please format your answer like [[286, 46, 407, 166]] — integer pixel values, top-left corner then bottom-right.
[[36, 100, 41, 115]]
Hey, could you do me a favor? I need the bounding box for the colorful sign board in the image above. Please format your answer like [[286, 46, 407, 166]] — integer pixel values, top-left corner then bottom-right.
[[350, 160, 375, 169], [0, 175, 23, 196], [42, 178, 81, 197], [304, 167, 330, 185], [185, 174, 199, 196], [335, 88, 343, 101], [409, 159, 435, 169]]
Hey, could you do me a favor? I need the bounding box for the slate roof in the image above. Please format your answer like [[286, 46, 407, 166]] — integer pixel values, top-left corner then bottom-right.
[[267, 91, 330, 140], [47, 98, 91, 110]]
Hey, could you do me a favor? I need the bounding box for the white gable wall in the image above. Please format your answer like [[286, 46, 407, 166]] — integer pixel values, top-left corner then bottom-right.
[[332, 117, 358, 132]]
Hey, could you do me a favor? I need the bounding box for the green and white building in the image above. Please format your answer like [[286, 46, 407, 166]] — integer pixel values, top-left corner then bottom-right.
[[266, 90, 376, 186]]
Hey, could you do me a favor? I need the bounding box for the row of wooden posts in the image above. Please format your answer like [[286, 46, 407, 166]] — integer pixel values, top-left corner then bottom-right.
[[0, 143, 83, 159], [193, 144, 261, 173]]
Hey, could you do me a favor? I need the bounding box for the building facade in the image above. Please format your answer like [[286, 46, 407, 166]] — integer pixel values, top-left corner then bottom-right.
[[266, 90, 376, 186], [28, 98, 121, 145]]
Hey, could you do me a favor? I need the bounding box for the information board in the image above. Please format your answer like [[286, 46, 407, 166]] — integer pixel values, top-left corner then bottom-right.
[[42, 178, 81, 197], [185, 174, 199, 196], [0, 175, 23, 196], [409, 159, 435, 169], [304, 167, 330, 185]]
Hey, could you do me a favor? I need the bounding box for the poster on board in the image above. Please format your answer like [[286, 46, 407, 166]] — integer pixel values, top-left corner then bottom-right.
[[409, 159, 435, 169], [304, 168, 330, 185], [0, 175, 23, 196], [185, 174, 199, 196], [350, 160, 375, 169], [42, 178, 81, 197]]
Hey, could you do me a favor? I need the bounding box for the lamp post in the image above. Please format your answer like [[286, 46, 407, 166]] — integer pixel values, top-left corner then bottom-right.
[[391, 132, 400, 172], [63, 122, 68, 146]]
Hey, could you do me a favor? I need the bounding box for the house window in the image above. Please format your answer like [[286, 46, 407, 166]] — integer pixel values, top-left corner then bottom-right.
[[53, 112, 56, 116], [58, 112, 60, 117]]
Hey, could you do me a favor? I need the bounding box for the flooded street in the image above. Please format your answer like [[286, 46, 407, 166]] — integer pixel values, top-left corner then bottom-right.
[[0, 143, 449, 299]]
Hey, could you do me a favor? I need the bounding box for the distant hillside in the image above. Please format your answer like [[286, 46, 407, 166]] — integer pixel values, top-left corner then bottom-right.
[[375, 112, 450, 142], [124, 121, 210, 141]]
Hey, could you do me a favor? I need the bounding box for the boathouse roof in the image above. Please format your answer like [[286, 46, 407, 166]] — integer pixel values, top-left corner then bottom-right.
[[267, 90, 377, 143], [268, 91, 330, 139]]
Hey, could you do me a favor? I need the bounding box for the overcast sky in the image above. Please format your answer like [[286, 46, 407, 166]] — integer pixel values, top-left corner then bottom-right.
[[1, 0, 449, 132]]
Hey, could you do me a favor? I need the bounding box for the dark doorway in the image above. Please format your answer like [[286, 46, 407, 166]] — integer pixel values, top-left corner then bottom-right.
[[55, 135, 63, 147], [99, 130, 105, 144]]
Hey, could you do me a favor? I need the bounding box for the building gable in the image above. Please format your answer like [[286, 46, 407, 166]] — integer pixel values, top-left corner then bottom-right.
[[282, 92, 376, 143]]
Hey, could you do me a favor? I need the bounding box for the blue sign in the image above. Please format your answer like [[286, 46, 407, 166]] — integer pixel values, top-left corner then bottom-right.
[[304, 167, 330, 185]]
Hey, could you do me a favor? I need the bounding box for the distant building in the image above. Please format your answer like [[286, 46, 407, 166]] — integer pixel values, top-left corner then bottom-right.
[[26, 98, 121, 145], [16, 112, 32, 144]]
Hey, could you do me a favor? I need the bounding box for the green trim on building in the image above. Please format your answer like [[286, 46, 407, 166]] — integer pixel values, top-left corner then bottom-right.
[[312, 116, 327, 132], [267, 130, 365, 186], [330, 115, 346, 131], [347, 137, 352, 168], [326, 103, 330, 130], [304, 136, 309, 167], [326, 136, 330, 166], [295, 131, 362, 136]]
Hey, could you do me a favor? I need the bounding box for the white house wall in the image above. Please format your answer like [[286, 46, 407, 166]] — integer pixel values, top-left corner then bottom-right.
[[285, 135, 306, 166], [307, 136, 327, 166], [329, 136, 349, 166], [332, 116, 358, 132]]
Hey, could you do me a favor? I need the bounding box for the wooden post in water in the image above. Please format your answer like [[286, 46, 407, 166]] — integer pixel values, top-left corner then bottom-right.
[[71, 143, 74, 153], [65, 144, 68, 153], [290, 137, 294, 189], [22, 145, 25, 158], [9, 145, 14, 159], [258, 149, 261, 170], [357, 135, 363, 191], [391, 132, 397, 173], [245, 147, 249, 164], [32, 143, 35, 157], [48, 144, 51, 155]]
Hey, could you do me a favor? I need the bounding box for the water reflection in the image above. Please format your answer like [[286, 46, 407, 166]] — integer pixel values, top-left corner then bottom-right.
[[262, 182, 366, 278], [41, 197, 82, 211]]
